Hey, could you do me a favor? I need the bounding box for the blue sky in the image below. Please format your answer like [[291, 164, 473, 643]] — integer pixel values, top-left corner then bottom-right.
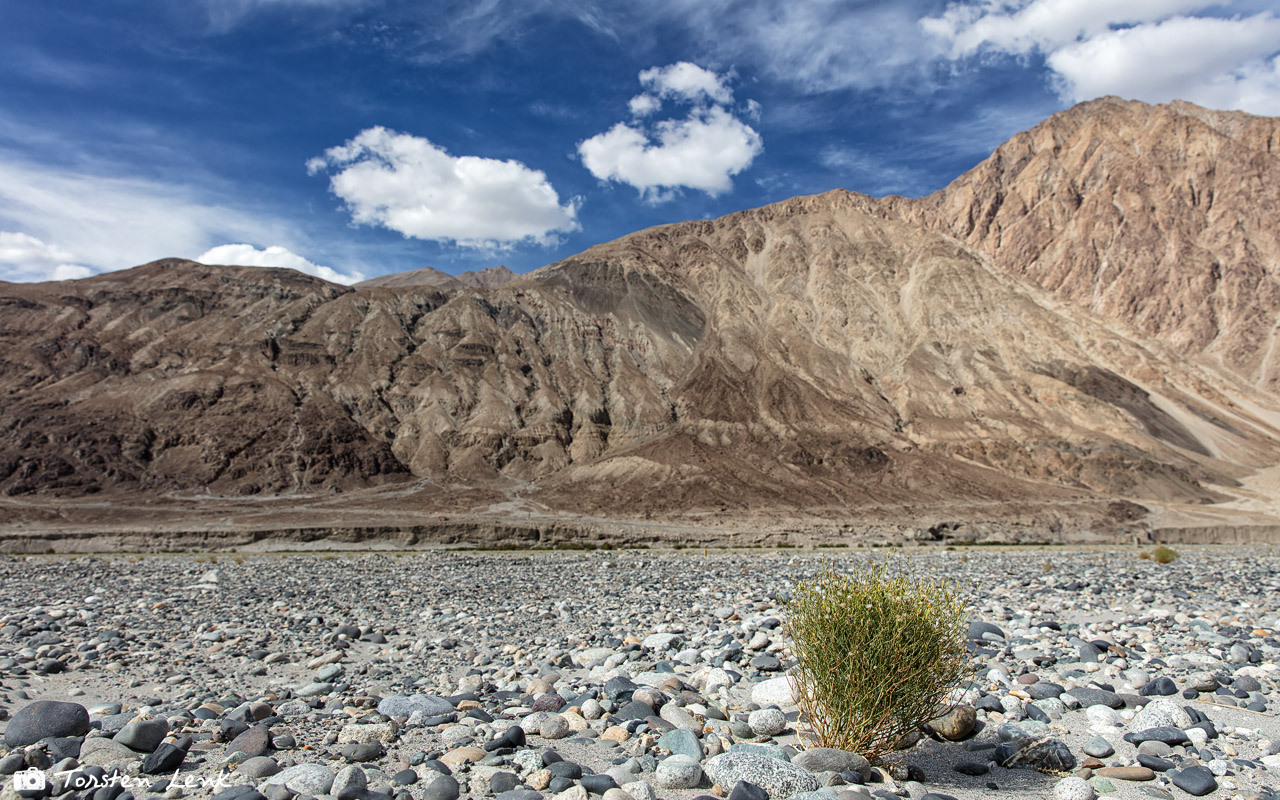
[[1, 1, 1278, 284]]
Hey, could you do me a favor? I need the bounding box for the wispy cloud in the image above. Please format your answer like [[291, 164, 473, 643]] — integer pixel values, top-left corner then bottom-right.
[[0, 154, 306, 276]]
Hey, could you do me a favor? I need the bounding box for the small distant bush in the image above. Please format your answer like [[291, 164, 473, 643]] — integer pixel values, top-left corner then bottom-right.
[[785, 561, 968, 760], [1151, 545, 1179, 564], [1138, 551, 1151, 560]]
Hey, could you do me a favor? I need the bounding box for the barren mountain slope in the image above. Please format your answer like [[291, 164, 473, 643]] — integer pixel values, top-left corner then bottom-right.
[[357, 265, 515, 291], [885, 97, 1280, 390], [3, 192, 1279, 531]]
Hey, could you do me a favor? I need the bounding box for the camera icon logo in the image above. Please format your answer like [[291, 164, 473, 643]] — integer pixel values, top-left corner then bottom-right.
[[13, 769, 47, 792]]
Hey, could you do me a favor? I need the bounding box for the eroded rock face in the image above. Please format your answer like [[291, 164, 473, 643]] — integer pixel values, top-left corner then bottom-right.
[[3, 98, 1280, 528], [898, 96, 1280, 389]]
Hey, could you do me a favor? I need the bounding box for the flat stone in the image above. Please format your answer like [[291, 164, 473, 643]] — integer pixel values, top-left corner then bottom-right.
[[1124, 727, 1188, 747], [264, 764, 336, 796], [791, 749, 870, 779], [1094, 767, 1155, 781], [1064, 689, 1122, 709], [377, 695, 454, 719], [440, 747, 486, 766], [79, 737, 141, 767]]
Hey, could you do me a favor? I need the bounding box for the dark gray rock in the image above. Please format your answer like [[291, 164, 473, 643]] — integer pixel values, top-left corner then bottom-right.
[[1170, 766, 1217, 797], [227, 726, 273, 758], [420, 775, 459, 800], [5, 701, 90, 747]]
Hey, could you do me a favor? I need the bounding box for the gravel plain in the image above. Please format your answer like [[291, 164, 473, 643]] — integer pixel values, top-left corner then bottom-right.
[[2, 546, 1279, 800]]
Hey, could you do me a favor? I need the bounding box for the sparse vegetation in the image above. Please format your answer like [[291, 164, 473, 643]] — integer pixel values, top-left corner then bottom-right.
[[785, 560, 968, 760], [1152, 545, 1179, 564]]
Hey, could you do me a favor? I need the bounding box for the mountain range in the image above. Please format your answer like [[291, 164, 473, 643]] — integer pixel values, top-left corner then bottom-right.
[[3, 96, 1280, 547]]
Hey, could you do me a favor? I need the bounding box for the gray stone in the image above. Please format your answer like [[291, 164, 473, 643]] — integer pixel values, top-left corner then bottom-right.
[[332, 765, 368, 798], [420, 774, 461, 800], [540, 715, 570, 740], [654, 755, 702, 789], [704, 751, 820, 800], [78, 737, 141, 767], [114, 718, 170, 752], [376, 695, 454, 719], [791, 749, 870, 780], [1082, 737, 1114, 758], [264, 763, 336, 795], [1129, 699, 1192, 731], [659, 704, 700, 731], [658, 728, 704, 761], [238, 757, 282, 778]]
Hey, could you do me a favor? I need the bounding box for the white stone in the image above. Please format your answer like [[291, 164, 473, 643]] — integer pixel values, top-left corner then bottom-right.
[[751, 676, 796, 708], [1053, 776, 1095, 800]]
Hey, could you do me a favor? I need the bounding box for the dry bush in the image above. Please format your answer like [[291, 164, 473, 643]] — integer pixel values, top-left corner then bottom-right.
[[785, 560, 968, 760], [1152, 545, 1179, 564]]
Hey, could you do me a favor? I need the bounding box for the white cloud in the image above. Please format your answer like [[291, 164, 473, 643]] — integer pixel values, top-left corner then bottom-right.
[[924, 2, 1280, 115], [1048, 15, 1280, 112], [197, 243, 363, 285], [0, 231, 93, 282], [578, 65, 762, 201], [629, 94, 662, 117], [0, 156, 303, 274], [638, 61, 733, 104], [307, 127, 580, 249]]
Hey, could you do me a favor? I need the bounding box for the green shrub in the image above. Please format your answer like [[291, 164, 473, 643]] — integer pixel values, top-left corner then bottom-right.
[[785, 560, 968, 760], [1151, 545, 1179, 564]]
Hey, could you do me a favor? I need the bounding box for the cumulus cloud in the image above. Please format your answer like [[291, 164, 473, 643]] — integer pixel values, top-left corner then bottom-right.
[[638, 61, 733, 104], [0, 231, 93, 282], [197, 243, 363, 285], [924, 1, 1280, 114], [629, 94, 662, 117], [307, 127, 580, 249], [578, 64, 762, 201]]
